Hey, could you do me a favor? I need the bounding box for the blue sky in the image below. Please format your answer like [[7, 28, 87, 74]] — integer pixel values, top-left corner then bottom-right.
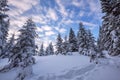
[[7, 0, 102, 47]]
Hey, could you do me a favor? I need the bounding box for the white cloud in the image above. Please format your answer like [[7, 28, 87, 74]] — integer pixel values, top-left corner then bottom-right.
[[59, 28, 66, 33], [32, 15, 46, 24], [8, 0, 38, 15], [64, 19, 74, 24], [45, 31, 55, 36], [42, 25, 52, 31], [86, 0, 102, 20], [87, 0, 101, 13], [36, 27, 43, 32], [56, 0, 68, 17], [81, 21, 97, 27], [10, 16, 27, 27], [54, 27, 66, 33], [47, 8, 58, 21], [72, 0, 85, 8]]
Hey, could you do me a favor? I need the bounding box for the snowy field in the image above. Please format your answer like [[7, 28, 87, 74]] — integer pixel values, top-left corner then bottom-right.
[[0, 52, 120, 80]]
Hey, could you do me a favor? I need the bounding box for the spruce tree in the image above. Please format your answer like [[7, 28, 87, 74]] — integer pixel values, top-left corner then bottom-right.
[[62, 36, 69, 55], [48, 42, 54, 55], [45, 43, 54, 55], [97, 26, 105, 57], [68, 28, 77, 52], [86, 30, 97, 56], [77, 23, 88, 55], [15, 18, 37, 66], [0, 0, 9, 58], [12, 18, 37, 79], [56, 33, 63, 54], [38, 43, 44, 56], [45, 46, 49, 56], [3, 34, 15, 58], [109, 0, 120, 55], [99, 0, 120, 56], [0, 19, 37, 77]]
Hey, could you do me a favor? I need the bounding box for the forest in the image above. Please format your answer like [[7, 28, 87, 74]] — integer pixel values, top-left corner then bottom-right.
[[0, 0, 120, 80]]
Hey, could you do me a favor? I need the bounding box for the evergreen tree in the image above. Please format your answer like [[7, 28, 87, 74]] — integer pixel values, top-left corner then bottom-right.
[[16, 18, 37, 66], [5, 19, 35, 66], [45, 43, 54, 55], [62, 36, 69, 55], [86, 30, 97, 56], [68, 28, 77, 52], [0, 0, 9, 58], [97, 26, 105, 57], [99, 0, 120, 56], [38, 43, 44, 56], [12, 18, 37, 79], [49, 42, 54, 55], [77, 23, 88, 55], [77, 23, 84, 47], [45, 46, 49, 56], [56, 33, 63, 54], [3, 34, 15, 58]]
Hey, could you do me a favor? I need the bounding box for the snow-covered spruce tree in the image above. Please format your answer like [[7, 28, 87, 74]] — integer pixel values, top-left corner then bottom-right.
[[45, 46, 49, 56], [38, 43, 44, 56], [97, 26, 102, 52], [5, 18, 36, 79], [99, 0, 120, 56], [97, 26, 105, 57], [99, 0, 112, 54], [49, 42, 54, 55], [16, 18, 37, 80], [0, 0, 9, 58], [56, 33, 63, 54], [16, 18, 36, 65], [62, 36, 69, 55], [86, 30, 97, 56], [77, 23, 84, 48], [3, 34, 15, 58], [46, 42, 54, 55], [109, 0, 120, 56], [68, 28, 78, 52], [77, 23, 88, 55], [48, 42, 54, 55]]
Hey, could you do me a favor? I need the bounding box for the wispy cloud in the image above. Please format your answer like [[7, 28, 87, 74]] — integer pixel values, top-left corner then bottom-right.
[[47, 8, 58, 21], [8, 0, 38, 15], [72, 0, 85, 8], [7, 0, 102, 48], [36, 27, 43, 32], [56, 0, 68, 17], [42, 25, 52, 31], [54, 27, 66, 33], [45, 31, 55, 36], [81, 21, 97, 27]]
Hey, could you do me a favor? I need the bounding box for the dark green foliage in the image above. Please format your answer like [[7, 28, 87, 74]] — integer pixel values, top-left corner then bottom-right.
[[68, 28, 78, 52]]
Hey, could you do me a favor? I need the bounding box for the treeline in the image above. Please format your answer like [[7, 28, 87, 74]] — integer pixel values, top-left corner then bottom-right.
[[38, 23, 98, 57]]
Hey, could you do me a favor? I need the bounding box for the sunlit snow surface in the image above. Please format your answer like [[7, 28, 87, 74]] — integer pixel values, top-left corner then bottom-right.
[[0, 52, 120, 80]]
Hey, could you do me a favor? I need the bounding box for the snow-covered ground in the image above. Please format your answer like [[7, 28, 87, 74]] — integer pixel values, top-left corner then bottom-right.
[[0, 52, 120, 80]]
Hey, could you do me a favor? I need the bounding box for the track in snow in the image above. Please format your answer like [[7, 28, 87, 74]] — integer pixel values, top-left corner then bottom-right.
[[36, 64, 95, 80]]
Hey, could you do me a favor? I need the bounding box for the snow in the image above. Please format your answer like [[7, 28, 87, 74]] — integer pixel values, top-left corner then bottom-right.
[[0, 52, 120, 80], [33, 54, 91, 76], [0, 58, 9, 70], [0, 68, 21, 80]]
